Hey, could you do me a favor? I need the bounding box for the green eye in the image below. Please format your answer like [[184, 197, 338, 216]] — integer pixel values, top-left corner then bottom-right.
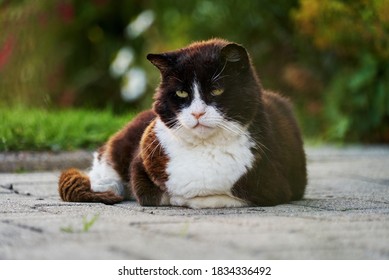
[[211, 88, 224, 96], [176, 90, 189, 98]]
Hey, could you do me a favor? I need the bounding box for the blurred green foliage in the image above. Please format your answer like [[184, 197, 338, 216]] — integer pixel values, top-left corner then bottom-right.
[[1, 0, 388, 145], [293, 0, 389, 142]]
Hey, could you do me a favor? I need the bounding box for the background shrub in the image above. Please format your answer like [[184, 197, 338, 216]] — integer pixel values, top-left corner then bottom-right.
[[1, 0, 388, 147]]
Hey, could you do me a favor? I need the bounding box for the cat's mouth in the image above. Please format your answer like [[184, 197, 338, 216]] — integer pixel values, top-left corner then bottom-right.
[[188, 121, 217, 138], [193, 122, 212, 129]]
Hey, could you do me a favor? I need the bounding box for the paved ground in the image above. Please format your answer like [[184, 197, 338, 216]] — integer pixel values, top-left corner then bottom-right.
[[0, 146, 388, 260]]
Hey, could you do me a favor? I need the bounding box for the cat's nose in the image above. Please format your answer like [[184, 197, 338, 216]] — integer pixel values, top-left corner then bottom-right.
[[191, 111, 205, 120]]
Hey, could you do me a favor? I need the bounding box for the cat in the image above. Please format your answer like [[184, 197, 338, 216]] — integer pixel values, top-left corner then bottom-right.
[[58, 38, 307, 209]]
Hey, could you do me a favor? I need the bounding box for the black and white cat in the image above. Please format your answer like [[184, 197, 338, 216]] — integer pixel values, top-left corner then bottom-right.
[[59, 39, 307, 208]]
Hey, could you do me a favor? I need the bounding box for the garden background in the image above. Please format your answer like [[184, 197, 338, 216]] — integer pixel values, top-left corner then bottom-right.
[[1, 0, 388, 152]]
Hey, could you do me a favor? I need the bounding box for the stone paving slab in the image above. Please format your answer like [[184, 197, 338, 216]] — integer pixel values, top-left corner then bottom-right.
[[0, 146, 388, 259]]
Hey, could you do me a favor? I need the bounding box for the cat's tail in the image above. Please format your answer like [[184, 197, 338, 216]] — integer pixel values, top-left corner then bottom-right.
[[58, 168, 123, 205]]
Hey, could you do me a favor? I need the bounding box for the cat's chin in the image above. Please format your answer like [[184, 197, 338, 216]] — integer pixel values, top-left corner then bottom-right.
[[172, 125, 218, 143], [188, 124, 218, 139]]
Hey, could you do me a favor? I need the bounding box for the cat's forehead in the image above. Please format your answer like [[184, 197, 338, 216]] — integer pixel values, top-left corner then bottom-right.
[[171, 45, 224, 83], [176, 46, 221, 70], [180, 43, 221, 61]]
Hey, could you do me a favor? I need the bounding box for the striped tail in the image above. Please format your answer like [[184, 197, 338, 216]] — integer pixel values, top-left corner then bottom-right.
[[58, 168, 123, 205]]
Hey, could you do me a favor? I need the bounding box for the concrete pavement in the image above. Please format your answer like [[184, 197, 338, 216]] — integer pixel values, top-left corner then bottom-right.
[[0, 146, 388, 259]]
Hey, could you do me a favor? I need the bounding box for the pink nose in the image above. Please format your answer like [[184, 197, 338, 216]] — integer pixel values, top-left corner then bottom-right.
[[191, 112, 205, 119]]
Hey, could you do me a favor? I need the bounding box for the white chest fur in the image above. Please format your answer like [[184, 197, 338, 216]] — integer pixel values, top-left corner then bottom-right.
[[154, 119, 255, 199]]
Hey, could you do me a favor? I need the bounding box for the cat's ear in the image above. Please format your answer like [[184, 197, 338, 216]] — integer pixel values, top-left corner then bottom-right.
[[147, 53, 176, 72], [221, 43, 249, 64]]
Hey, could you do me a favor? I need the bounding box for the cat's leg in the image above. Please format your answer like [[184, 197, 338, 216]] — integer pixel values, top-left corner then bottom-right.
[[170, 195, 248, 209], [88, 152, 126, 197], [131, 155, 169, 206]]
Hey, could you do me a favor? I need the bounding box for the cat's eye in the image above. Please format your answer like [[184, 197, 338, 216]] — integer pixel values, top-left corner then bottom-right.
[[176, 90, 189, 98], [211, 88, 224, 96]]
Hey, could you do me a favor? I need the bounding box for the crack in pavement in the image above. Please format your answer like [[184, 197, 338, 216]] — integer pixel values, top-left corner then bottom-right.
[[0, 183, 31, 196], [2, 219, 44, 233]]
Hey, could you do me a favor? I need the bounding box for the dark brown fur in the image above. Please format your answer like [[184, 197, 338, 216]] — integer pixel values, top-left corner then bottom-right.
[[231, 91, 306, 206]]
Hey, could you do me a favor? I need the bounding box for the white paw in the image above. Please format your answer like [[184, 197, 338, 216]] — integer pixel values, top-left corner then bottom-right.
[[170, 195, 247, 209], [159, 193, 171, 206], [170, 195, 187, 207], [91, 179, 124, 196]]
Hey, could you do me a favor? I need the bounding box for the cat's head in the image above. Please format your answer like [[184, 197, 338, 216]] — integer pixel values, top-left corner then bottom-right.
[[148, 39, 262, 140]]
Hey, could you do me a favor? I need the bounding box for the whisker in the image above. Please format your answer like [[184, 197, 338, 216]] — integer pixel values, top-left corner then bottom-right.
[[212, 74, 230, 84], [172, 123, 184, 134], [149, 141, 162, 161], [217, 119, 270, 157], [141, 137, 160, 160], [163, 118, 179, 127], [211, 60, 227, 83], [142, 118, 182, 161], [170, 76, 184, 83]]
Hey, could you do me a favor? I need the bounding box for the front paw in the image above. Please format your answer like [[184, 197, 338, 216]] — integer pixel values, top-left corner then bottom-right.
[[170, 195, 188, 207], [170, 195, 247, 209], [91, 179, 124, 196], [159, 192, 171, 206]]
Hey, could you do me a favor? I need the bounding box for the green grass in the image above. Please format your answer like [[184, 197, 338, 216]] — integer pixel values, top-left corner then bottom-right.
[[60, 214, 100, 233], [0, 106, 137, 152]]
